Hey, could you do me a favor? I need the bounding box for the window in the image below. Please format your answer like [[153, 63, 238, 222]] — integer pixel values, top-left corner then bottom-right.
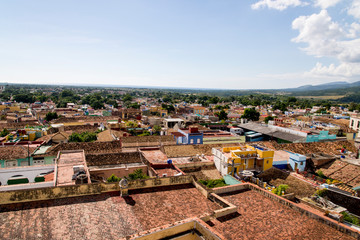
[[300, 162, 303, 165], [266, 160, 269, 164], [358, 121, 360, 129], [351, 120, 354, 127], [197, 139, 200, 144], [190, 139, 194, 144]]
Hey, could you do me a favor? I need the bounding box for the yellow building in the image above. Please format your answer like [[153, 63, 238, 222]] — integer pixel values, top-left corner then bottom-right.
[[212, 145, 274, 176]]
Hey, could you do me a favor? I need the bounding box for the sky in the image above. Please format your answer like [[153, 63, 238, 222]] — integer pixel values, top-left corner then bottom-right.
[[0, 0, 359, 89]]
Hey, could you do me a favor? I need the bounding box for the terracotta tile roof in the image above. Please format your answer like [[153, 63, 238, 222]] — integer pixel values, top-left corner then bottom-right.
[[170, 132, 185, 137], [320, 160, 360, 187], [0, 185, 219, 240], [0, 145, 37, 160], [63, 125, 99, 133], [97, 129, 127, 142], [121, 135, 175, 143], [36, 133, 54, 142], [263, 140, 358, 155], [52, 115, 118, 123], [96, 129, 115, 142], [163, 143, 240, 158], [86, 152, 143, 166], [209, 189, 354, 240], [0, 122, 41, 129], [45, 141, 122, 156]]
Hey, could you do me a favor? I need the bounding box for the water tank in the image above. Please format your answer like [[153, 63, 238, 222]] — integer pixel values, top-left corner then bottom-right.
[[167, 159, 172, 164], [76, 174, 88, 184]]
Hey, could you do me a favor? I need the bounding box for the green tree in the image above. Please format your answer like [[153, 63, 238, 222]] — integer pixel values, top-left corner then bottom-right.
[[69, 132, 97, 142], [122, 94, 133, 102], [91, 100, 105, 110], [215, 110, 228, 121], [127, 169, 149, 180], [272, 101, 287, 112], [14, 94, 35, 103], [127, 103, 140, 109], [138, 130, 151, 136], [265, 116, 274, 124], [69, 133, 82, 142], [45, 112, 58, 122], [241, 108, 260, 121], [0, 128, 10, 137], [152, 125, 162, 135], [126, 121, 138, 128], [82, 132, 97, 142], [107, 174, 121, 182]]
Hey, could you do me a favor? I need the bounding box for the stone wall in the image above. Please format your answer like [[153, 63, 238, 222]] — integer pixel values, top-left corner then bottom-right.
[[212, 184, 249, 195], [126, 218, 224, 240], [0, 175, 193, 205], [121, 135, 175, 144], [326, 189, 360, 216], [90, 165, 148, 180], [209, 193, 237, 218]]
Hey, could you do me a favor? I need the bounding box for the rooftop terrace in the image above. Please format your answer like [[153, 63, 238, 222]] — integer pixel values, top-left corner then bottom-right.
[[208, 189, 355, 240], [0, 184, 219, 240]]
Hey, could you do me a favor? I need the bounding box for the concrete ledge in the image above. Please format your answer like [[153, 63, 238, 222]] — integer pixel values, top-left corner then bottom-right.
[[212, 183, 249, 195], [209, 193, 238, 218], [0, 175, 193, 205], [124, 217, 225, 240]]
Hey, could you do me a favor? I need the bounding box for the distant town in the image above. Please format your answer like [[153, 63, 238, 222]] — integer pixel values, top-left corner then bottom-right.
[[0, 83, 360, 239]]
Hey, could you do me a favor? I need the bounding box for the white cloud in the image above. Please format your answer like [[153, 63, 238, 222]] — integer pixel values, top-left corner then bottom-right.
[[314, 0, 342, 9], [292, 9, 360, 78], [309, 62, 360, 77], [347, 22, 360, 38], [292, 10, 344, 58], [251, 0, 307, 11], [348, 0, 360, 20]]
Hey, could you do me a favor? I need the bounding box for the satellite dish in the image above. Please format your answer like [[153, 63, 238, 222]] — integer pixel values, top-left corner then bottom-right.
[[119, 179, 129, 189]]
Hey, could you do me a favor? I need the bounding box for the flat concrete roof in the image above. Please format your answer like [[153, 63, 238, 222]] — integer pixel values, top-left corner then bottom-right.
[[56, 151, 87, 186]]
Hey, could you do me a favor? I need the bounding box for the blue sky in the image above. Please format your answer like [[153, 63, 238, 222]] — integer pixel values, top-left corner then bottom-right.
[[0, 0, 359, 89]]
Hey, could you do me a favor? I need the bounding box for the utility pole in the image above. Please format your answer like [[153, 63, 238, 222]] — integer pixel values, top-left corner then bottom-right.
[[27, 140, 30, 166]]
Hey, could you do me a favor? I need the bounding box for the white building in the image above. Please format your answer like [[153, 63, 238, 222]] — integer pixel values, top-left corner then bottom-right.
[[349, 117, 360, 132]]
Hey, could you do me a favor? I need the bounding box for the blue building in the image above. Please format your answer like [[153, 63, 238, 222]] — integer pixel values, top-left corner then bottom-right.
[[289, 153, 306, 172], [174, 127, 203, 145]]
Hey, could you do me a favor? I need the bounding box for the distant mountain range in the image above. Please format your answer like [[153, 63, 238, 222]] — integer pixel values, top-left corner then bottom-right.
[[284, 81, 360, 92]]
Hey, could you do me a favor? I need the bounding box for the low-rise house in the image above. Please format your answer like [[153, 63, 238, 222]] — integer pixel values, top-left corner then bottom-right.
[[175, 127, 203, 145], [87, 152, 147, 181], [212, 144, 274, 176], [0, 145, 37, 168], [289, 152, 306, 172]]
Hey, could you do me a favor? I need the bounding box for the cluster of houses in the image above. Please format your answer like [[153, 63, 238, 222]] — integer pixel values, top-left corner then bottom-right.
[[1, 95, 360, 239]]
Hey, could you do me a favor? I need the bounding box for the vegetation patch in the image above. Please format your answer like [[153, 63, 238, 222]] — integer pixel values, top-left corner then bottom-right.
[[199, 179, 228, 188]]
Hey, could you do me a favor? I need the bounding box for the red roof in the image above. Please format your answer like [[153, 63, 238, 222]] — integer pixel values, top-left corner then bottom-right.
[[171, 132, 185, 137]]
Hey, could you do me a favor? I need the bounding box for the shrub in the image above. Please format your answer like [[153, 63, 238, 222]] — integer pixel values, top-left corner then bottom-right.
[[272, 184, 289, 196], [107, 174, 121, 182], [45, 112, 58, 122], [69, 131, 97, 142], [316, 170, 326, 178], [342, 212, 360, 226], [0, 128, 9, 137], [199, 179, 228, 188], [315, 188, 327, 197], [127, 169, 149, 180]]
